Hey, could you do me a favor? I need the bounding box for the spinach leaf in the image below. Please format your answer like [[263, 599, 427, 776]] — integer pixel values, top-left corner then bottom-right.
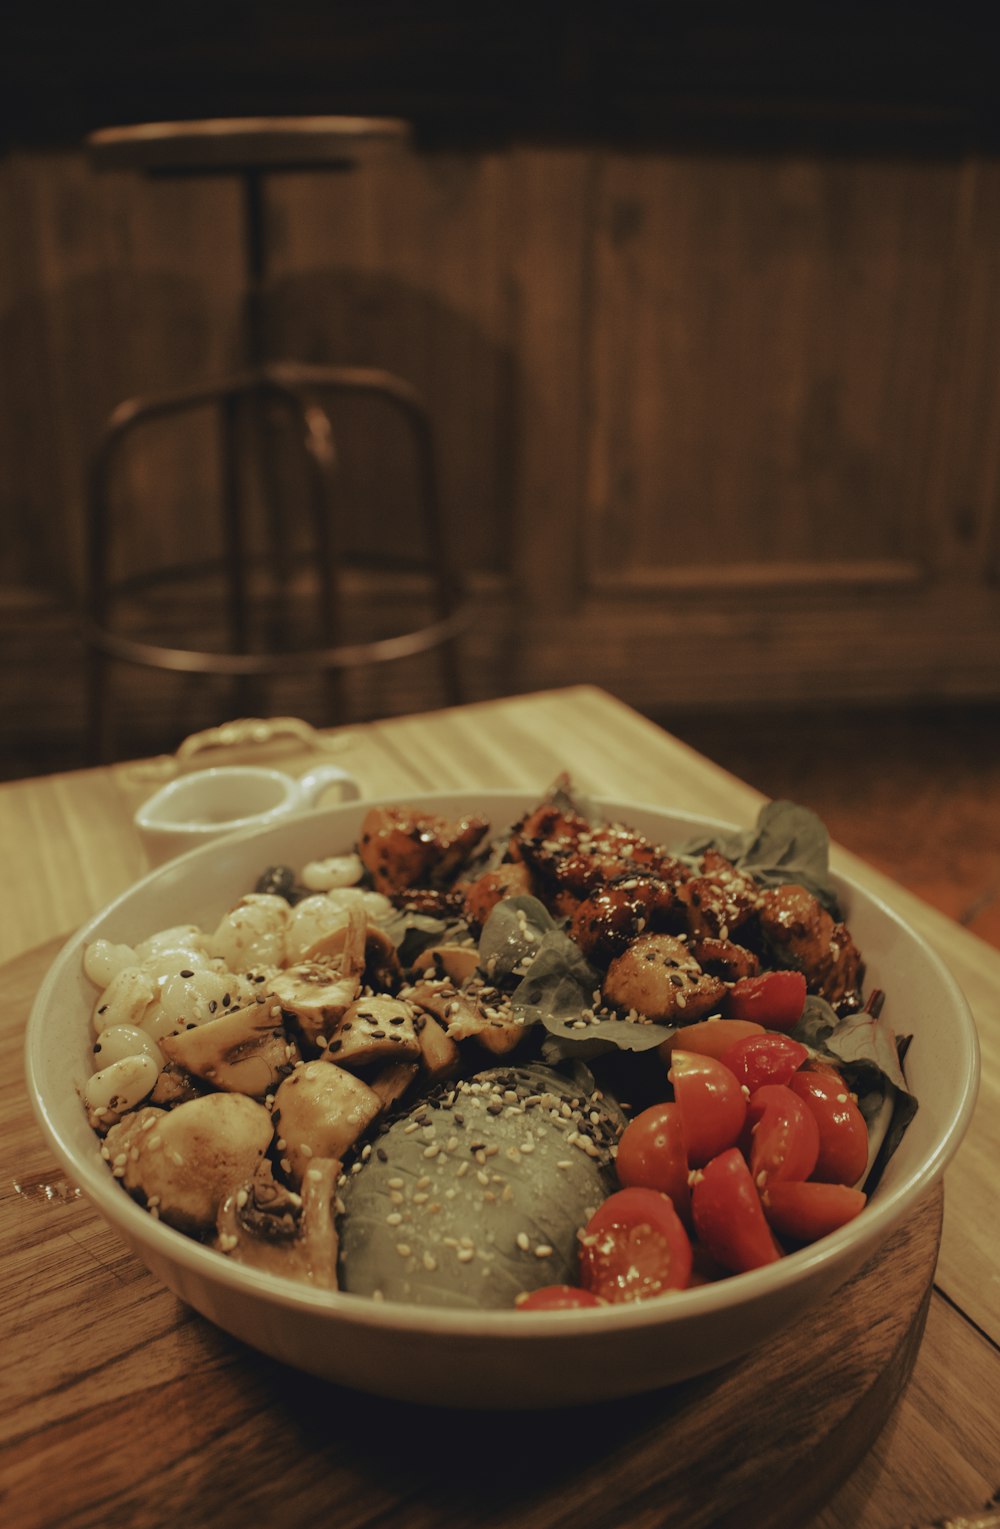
[[683, 799, 841, 914], [480, 895, 673, 1060], [792, 994, 918, 1188], [378, 908, 457, 966], [478, 894, 558, 984]]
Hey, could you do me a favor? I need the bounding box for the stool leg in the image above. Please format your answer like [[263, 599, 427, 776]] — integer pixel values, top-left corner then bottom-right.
[[219, 392, 260, 718], [241, 172, 296, 657], [405, 400, 465, 707], [298, 390, 347, 724]]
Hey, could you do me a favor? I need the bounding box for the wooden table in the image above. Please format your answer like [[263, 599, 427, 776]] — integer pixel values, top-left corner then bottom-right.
[[4, 687, 1000, 1529]]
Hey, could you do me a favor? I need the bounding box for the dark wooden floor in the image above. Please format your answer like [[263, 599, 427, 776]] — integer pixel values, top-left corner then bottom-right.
[[3, 601, 1000, 951]]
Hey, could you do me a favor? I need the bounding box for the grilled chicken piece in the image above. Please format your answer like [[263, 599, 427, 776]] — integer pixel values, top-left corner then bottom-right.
[[512, 806, 689, 907], [674, 850, 762, 942], [689, 937, 761, 983], [358, 805, 490, 894], [462, 863, 535, 932], [602, 933, 727, 1024], [757, 883, 864, 1007], [569, 876, 683, 966]]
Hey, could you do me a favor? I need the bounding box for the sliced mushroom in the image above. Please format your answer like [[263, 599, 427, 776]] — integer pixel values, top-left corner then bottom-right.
[[327, 995, 422, 1067], [159, 1000, 300, 1097], [602, 933, 726, 1023], [272, 1062, 382, 1185], [216, 1157, 340, 1289], [406, 979, 525, 1056], [305, 919, 402, 993], [268, 960, 360, 1048], [104, 1093, 273, 1235], [410, 944, 480, 984], [368, 1060, 420, 1109], [149, 1062, 204, 1108], [413, 1011, 460, 1079]]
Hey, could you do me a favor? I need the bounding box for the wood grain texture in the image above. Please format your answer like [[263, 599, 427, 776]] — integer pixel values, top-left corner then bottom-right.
[[5, 689, 1000, 1527]]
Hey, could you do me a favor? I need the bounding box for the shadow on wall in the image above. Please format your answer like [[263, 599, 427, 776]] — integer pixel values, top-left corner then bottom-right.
[[0, 264, 518, 604]]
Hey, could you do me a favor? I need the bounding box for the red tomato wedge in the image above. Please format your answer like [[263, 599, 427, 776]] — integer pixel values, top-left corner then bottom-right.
[[578, 1187, 693, 1303], [669, 1050, 748, 1168], [723, 970, 807, 1031], [658, 1018, 764, 1061], [762, 1181, 867, 1242], [719, 1032, 810, 1093], [745, 1083, 820, 1187], [516, 1284, 603, 1311], [788, 1070, 870, 1185], [614, 1101, 691, 1220], [690, 1148, 782, 1273]]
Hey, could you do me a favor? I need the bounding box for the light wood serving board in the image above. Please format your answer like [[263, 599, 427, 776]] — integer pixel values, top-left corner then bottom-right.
[[4, 937, 942, 1529]]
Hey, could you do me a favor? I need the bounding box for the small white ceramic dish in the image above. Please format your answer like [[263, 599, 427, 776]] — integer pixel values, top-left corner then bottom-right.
[[25, 793, 980, 1409], [134, 762, 359, 864]]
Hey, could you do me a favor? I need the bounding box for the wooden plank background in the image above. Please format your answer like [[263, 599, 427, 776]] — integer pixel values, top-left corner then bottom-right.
[[3, 136, 1000, 759]]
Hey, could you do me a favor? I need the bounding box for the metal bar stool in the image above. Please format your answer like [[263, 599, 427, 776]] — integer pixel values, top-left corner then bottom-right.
[[83, 117, 469, 762]]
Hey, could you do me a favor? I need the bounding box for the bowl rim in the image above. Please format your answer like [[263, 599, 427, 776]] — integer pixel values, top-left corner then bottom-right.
[[25, 788, 981, 1340]]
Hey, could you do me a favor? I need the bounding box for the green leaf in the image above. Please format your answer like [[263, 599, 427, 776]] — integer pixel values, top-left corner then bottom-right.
[[477, 894, 557, 984], [792, 994, 918, 1188], [683, 799, 840, 913]]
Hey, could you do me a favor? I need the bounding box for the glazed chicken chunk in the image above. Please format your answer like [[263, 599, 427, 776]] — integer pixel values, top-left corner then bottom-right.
[[358, 806, 490, 894], [757, 883, 864, 1008]]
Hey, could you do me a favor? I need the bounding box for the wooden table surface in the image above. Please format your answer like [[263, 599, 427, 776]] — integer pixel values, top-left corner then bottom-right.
[[4, 686, 1000, 1528]]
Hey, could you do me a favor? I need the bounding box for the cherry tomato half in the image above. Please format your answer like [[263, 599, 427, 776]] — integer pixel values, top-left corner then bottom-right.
[[579, 1187, 693, 1303], [745, 1083, 820, 1187], [615, 1101, 691, 1220], [788, 1070, 870, 1185], [659, 1017, 764, 1061], [669, 1050, 748, 1168], [761, 1181, 866, 1243], [723, 970, 807, 1031], [516, 1284, 603, 1311], [690, 1147, 781, 1273], [719, 1031, 810, 1093]]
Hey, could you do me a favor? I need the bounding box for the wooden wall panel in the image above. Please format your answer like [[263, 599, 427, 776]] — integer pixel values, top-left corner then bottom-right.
[[584, 153, 963, 587], [2, 137, 1000, 734]]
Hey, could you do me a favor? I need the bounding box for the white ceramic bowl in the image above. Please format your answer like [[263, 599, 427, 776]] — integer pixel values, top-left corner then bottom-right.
[[25, 793, 980, 1408]]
